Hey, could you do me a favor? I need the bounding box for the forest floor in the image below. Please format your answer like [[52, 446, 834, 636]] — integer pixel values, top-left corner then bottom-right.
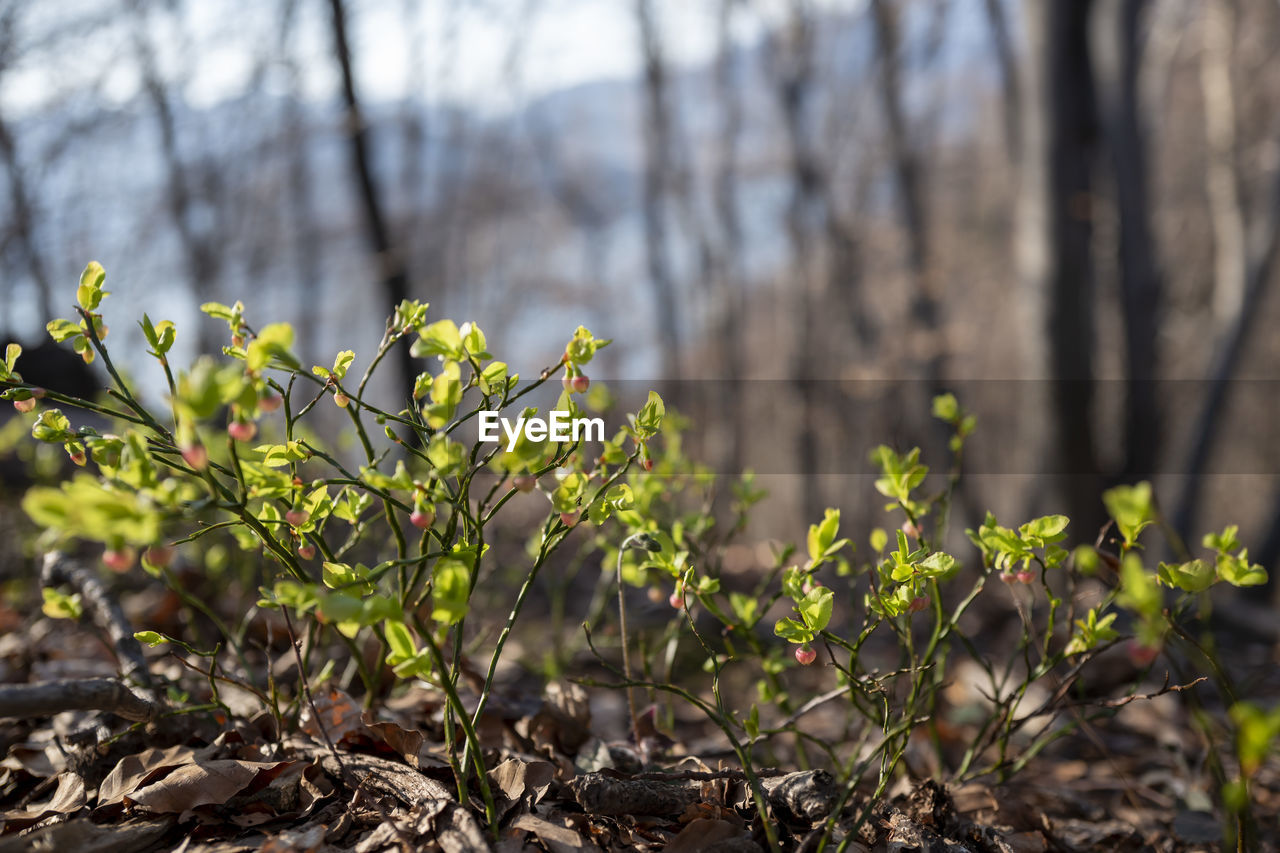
[[1, 555, 1278, 853]]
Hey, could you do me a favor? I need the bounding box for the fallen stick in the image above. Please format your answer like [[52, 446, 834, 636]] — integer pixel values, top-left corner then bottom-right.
[[0, 552, 163, 723], [40, 551, 154, 691], [0, 678, 158, 723]]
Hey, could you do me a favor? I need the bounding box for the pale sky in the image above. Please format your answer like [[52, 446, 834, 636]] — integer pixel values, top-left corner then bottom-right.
[[1, 0, 857, 117]]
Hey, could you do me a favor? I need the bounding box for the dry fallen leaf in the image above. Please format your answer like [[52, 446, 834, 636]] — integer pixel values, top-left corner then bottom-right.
[[128, 760, 291, 814], [300, 687, 364, 744], [97, 745, 201, 807], [488, 757, 556, 804], [0, 772, 86, 833], [511, 813, 601, 853], [664, 817, 759, 853]]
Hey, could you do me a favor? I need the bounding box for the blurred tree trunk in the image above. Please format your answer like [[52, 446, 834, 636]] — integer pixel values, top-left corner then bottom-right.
[[1018, 0, 1104, 533], [870, 0, 943, 386], [326, 0, 415, 400], [771, 3, 863, 525], [710, 0, 746, 474], [982, 0, 1021, 160], [1198, 0, 1246, 333], [278, 0, 320, 359], [636, 0, 683, 380], [0, 114, 53, 327], [1174, 0, 1280, 545], [1174, 133, 1280, 543], [130, 12, 222, 355], [1091, 0, 1161, 481]]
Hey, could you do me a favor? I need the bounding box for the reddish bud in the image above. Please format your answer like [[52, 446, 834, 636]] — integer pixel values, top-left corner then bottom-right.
[[69, 449, 87, 466], [181, 444, 209, 470], [13, 397, 36, 413], [297, 544, 316, 560], [410, 507, 435, 529], [259, 393, 282, 413], [795, 645, 817, 666], [30, 388, 47, 399], [285, 509, 310, 527], [559, 511, 580, 528], [231, 334, 245, 348], [334, 392, 350, 408], [669, 592, 684, 609], [901, 520, 921, 539], [144, 545, 174, 569], [571, 375, 590, 393], [999, 572, 1018, 585], [802, 577, 823, 594], [908, 595, 930, 614], [228, 420, 257, 442], [642, 457, 654, 471], [1016, 569, 1036, 584], [513, 474, 537, 493], [102, 547, 135, 573]]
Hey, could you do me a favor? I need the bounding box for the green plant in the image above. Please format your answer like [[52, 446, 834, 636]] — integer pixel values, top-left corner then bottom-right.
[[578, 393, 1272, 850], [1, 262, 666, 834], [4, 264, 1275, 850]]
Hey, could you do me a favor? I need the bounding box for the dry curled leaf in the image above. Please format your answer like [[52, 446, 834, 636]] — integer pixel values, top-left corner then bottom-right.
[[488, 757, 556, 804], [97, 745, 201, 807], [128, 760, 291, 814], [0, 772, 86, 833], [664, 818, 760, 853]]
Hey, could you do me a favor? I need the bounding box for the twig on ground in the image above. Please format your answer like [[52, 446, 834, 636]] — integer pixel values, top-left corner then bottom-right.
[[0, 678, 158, 723], [40, 551, 155, 692], [0, 553, 164, 723]]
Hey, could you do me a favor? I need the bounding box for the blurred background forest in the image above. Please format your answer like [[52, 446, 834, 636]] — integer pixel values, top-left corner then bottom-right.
[[2, 0, 1280, 591]]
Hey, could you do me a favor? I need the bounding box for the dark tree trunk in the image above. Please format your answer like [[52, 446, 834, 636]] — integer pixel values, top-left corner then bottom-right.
[[636, 0, 683, 381], [1091, 0, 1162, 481], [1019, 0, 1104, 534], [870, 0, 942, 385], [327, 0, 415, 401]]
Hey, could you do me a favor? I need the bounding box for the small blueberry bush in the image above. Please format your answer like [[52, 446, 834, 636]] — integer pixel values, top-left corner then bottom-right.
[[2, 262, 1277, 849]]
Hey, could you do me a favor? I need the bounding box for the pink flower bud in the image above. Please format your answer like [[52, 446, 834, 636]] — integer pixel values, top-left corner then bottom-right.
[[285, 509, 310, 527], [908, 595, 930, 613], [297, 544, 316, 560], [182, 444, 209, 470], [13, 397, 36, 413], [228, 420, 257, 442], [102, 548, 135, 573], [559, 511, 580, 528], [795, 645, 817, 666], [410, 507, 435, 529], [513, 474, 537, 492], [259, 393, 282, 413]]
